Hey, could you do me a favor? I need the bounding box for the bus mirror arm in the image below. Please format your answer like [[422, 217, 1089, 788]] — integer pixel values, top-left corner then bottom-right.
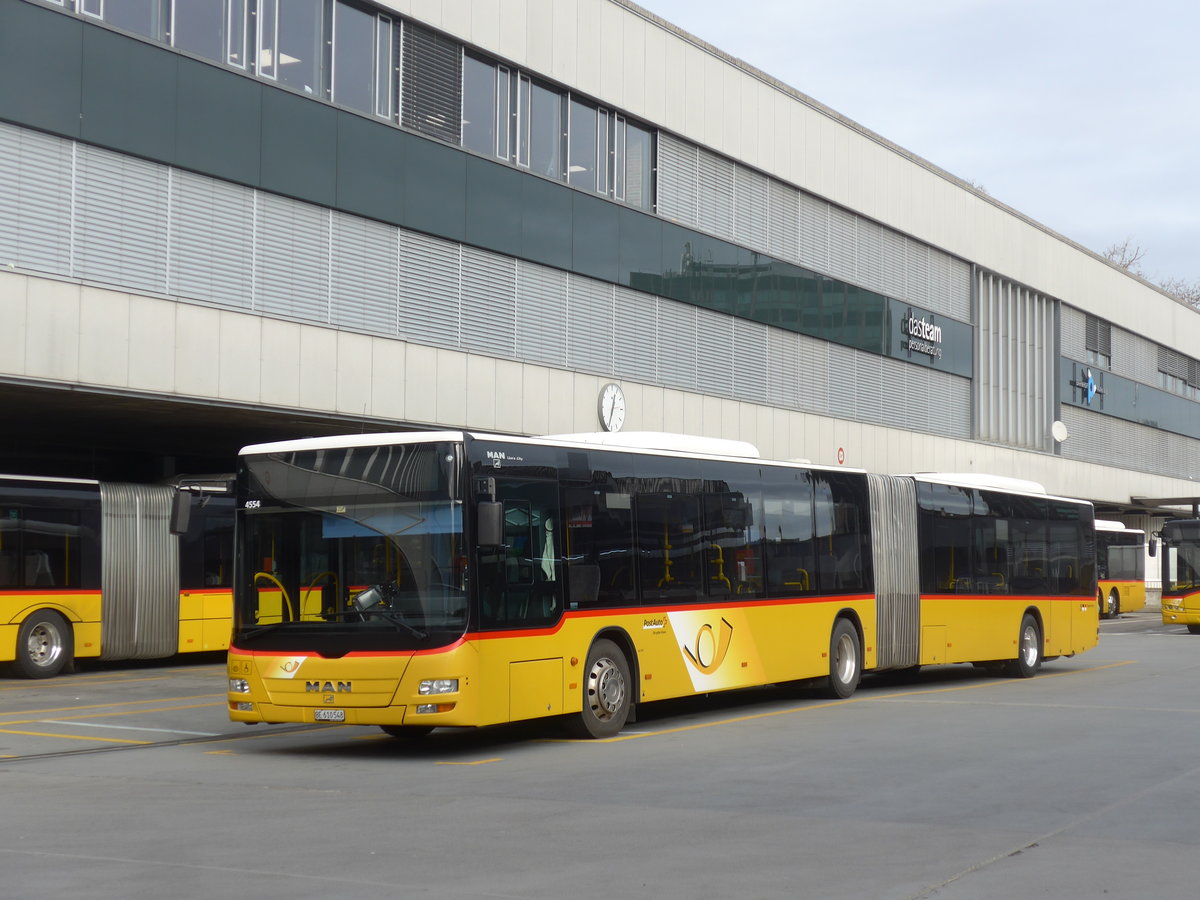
[[477, 500, 504, 548]]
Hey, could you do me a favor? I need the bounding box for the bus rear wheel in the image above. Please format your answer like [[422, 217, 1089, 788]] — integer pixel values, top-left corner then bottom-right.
[[566, 639, 631, 739], [15, 610, 73, 679], [826, 618, 862, 699], [1187, 625, 1200, 635], [1104, 589, 1120, 619], [1004, 613, 1042, 678]]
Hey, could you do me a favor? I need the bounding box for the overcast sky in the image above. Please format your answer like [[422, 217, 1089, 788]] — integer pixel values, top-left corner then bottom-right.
[[639, 0, 1200, 287]]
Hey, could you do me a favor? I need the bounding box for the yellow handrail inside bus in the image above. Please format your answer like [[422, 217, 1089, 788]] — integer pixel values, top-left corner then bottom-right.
[[708, 543, 731, 591], [301, 570, 339, 618], [784, 568, 810, 591], [658, 523, 675, 588], [254, 571, 294, 622]]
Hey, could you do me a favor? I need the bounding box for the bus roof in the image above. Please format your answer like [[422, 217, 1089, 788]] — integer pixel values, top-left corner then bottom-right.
[[1096, 519, 1143, 533]]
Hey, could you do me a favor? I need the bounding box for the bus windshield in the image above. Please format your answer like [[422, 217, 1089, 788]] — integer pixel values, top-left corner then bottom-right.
[[235, 441, 466, 651], [1161, 521, 1200, 594]]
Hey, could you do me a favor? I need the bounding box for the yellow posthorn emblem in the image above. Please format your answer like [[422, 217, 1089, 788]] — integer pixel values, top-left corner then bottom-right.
[[683, 618, 734, 674]]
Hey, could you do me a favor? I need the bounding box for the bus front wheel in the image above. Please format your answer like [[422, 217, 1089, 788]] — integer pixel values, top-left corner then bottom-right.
[[1104, 589, 1120, 619], [1187, 625, 1200, 635], [567, 639, 632, 739], [826, 618, 862, 699], [15, 610, 73, 679], [1005, 613, 1042, 678]]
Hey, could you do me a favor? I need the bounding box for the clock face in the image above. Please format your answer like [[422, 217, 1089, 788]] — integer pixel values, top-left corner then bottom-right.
[[598, 383, 626, 432]]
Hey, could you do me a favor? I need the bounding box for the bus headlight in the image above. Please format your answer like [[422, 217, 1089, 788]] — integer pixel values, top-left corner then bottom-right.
[[419, 678, 459, 695], [229, 678, 251, 693]]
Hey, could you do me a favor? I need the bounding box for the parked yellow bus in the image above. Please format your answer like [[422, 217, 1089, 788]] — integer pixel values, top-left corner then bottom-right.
[[1160, 517, 1200, 633], [227, 431, 1099, 738], [1095, 520, 1146, 618], [1, 475, 234, 678]]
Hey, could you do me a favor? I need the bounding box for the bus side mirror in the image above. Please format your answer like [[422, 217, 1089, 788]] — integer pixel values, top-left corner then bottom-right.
[[169, 491, 192, 536], [477, 501, 504, 547], [1148, 539, 1157, 558]]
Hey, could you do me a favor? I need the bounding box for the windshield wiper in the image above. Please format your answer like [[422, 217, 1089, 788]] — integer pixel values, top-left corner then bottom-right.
[[238, 621, 289, 642], [324, 607, 428, 640]]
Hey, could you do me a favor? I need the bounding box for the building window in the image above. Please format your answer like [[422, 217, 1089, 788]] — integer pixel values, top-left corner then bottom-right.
[[1084, 315, 1111, 369], [257, 0, 327, 97], [82, 0, 167, 40], [567, 97, 598, 191], [169, 1, 248, 69], [402, 23, 461, 143], [332, 2, 393, 119]]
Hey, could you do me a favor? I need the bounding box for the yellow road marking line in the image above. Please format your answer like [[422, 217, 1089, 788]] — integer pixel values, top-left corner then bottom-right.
[[548, 660, 1139, 743], [0, 694, 224, 720], [435, 758, 503, 766], [0, 728, 150, 744]]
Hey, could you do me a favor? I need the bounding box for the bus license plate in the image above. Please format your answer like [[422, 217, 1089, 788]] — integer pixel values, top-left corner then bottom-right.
[[313, 709, 345, 722]]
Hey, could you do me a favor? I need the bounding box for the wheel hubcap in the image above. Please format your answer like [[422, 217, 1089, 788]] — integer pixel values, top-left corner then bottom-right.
[[835, 632, 857, 684], [1020, 624, 1038, 667], [27, 622, 63, 669], [586, 657, 625, 722]]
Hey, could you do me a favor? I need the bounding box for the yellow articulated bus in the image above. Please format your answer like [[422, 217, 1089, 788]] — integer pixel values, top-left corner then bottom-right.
[[227, 431, 1099, 739], [1159, 517, 1200, 633], [1, 475, 234, 678], [1095, 520, 1147, 618]]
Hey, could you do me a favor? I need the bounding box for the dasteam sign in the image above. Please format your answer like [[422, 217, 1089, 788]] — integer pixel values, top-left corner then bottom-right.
[[887, 300, 971, 377]]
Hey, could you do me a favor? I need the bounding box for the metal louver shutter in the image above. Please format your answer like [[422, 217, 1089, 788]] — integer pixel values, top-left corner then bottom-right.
[[402, 23, 462, 144], [766, 178, 799, 262], [614, 286, 657, 383], [254, 193, 330, 322], [516, 263, 568, 366], [398, 230, 460, 348], [796, 191, 828, 272], [827, 205, 857, 284], [565, 274, 613, 374], [697, 150, 736, 240], [732, 318, 768, 403], [0, 123, 73, 276], [655, 132, 699, 226], [331, 212, 399, 334], [734, 166, 769, 253], [695, 307, 733, 397], [461, 245, 516, 357], [657, 301, 698, 390], [169, 171, 255, 309], [767, 328, 800, 406], [75, 144, 169, 294]]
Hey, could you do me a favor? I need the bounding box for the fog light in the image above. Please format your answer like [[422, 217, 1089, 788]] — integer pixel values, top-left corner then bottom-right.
[[419, 678, 459, 695], [416, 704, 437, 714], [229, 678, 250, 693], [235, 702, 254, 712]]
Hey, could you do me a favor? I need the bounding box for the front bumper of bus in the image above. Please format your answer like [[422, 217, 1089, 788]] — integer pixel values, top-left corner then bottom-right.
[[226, 647, 479, 728], [1161, 597, 1200, 628]]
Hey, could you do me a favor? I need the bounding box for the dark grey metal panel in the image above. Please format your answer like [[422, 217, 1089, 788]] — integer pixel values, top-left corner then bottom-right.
[[0, 0, 83, 138], [867, 474, 920, 670], [98, 482, 179, 661]]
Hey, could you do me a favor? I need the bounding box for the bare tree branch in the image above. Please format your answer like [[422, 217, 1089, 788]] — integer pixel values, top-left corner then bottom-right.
[[1102, 238, 1147, 273]]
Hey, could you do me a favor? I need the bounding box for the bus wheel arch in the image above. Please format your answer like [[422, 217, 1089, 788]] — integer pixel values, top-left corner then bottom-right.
[[566, 631, 636, 739], [1004, 609, 1043, 678], [826, 614, 863, 699], [14, 609, 74, 679]]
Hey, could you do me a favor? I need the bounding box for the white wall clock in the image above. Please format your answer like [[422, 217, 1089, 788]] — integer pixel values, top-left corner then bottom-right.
[[598, 383, 626, 432]]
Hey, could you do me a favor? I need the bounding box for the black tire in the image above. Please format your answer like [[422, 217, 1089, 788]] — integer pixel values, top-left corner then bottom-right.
[[1104, 589, 1120, 619], [1004, 612, 1042, 678], [565, 638, 632, 739], [1098, 588, 1107, 620], [826, 618, 862, 699], [379, 725, 434, 739], [1187, 625, 1200, 635], [15, 610, 73, 679]]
